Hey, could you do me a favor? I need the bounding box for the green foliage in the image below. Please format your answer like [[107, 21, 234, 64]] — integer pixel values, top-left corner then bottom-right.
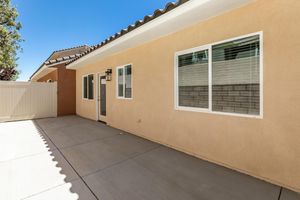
[[0, 0, 22, 80]]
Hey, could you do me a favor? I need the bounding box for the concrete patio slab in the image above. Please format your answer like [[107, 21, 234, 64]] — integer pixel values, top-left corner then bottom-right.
[[0, 150, 78, 200], [36, 116, 121, 136], [45, 123, 118, 149], [23, 179, 97, 200], [100, 133, 160, 157], [0, 120, 56, 162], [133, 146, 280, 200], [58, 126, 159, 176], [83, 159, 196, 200], [60, 139, 128, 176], [280, 189, 300, 200], [1, 116, 299, 200], [35, 116, 80, 131]]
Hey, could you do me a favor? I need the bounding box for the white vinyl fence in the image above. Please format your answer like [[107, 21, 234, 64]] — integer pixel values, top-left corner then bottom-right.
[[0, 81, 57, 122]]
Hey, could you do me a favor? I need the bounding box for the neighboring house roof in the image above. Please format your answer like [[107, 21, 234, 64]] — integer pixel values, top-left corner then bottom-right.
[[44, 54, 81, 65], [67, 0, 189, 66], [46, 45, 90, 61], [30, 45, 90, 80]]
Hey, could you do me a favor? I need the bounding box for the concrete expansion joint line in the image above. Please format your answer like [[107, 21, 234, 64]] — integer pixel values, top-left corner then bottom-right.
[[277, 187, 283, 200], [0, 150, 52, 163], [34, 121, 100, 200], [82, 145, 162, 178], [21, 182, 72, 200], [58, 133, 121, 151]]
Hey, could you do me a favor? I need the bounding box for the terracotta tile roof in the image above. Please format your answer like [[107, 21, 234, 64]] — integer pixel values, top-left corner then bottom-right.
[[51, 45, 89, 54], [30, 45, 90, 80], [67, 0, 189, 66], [44, 54, 81, 65], [47, 45, 90, 61]]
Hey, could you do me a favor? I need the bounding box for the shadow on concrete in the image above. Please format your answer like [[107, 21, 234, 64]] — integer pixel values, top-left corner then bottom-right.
[[21, 116, 300, 200], [28, 120, 97, 200]]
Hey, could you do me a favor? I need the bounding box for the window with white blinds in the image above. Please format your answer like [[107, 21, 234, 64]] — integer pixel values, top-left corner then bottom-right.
[[83, 74, 94, 100], [178, 50, 209, 108], [176, 33, 262, 117], [125, 65, 132, 98], [212, 35, 260, 115], [117, 65, 132, 99]]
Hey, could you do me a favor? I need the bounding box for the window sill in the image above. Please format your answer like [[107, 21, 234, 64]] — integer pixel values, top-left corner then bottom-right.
[[175, 106, 263, 119], [82, 98, 95, 101], [117, 97, 133, 100]]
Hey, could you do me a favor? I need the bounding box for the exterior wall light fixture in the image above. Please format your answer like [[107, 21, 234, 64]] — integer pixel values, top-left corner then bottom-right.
[[105, 69, 112, 81]]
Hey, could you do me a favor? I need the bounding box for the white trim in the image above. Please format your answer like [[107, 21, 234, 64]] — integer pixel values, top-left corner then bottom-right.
[[176, 107, 262, 119], [174, 31, 263, 119], [96, 72, 107, 122], [96, 73, 100, 121], [174, 52, 178, 109], [259, 32, 264, 118], [82, 74, 95, 101], [175, 44, 211, 57], [67, 0, 255, 70], [176, 32, 262, 55], [208, 46, 213, 111], [116, 64, 133, 100]]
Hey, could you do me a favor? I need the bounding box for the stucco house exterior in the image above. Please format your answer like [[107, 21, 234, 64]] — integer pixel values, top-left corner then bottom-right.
[[30, 45, 90, 116], [64, 0, 299, 193]]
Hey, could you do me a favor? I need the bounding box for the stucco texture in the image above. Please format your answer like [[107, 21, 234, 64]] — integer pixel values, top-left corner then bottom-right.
[[57, 64, 76, 116], [75, 0, 300, 192]]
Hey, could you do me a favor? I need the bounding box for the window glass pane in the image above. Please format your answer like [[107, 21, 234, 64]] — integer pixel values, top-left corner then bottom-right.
[[212, 35, 260, 115], [118, 68, 124, 97], [88, 74, 94, 99], [125, 65, 132, 98], [178, 49, 209, 108], [83, 76, 88, 99]]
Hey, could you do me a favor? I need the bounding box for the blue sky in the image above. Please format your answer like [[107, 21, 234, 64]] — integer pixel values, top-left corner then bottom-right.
[[12, 0, 173, 81]]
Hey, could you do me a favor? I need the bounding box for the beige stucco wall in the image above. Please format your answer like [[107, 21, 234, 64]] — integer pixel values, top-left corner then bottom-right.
[[75, 0, 300, 192]]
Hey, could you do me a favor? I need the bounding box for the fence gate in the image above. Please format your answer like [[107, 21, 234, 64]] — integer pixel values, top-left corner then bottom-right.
[[0, 81, 57, 122]]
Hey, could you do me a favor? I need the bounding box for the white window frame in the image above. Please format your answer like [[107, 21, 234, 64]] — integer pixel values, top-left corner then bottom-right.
[[174, 31, 263, 119], [116, 64, 133, 100], [82, 74, 94, 100]]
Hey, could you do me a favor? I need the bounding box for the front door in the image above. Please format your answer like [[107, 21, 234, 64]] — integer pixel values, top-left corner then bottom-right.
[[98, 75, 106, 121]]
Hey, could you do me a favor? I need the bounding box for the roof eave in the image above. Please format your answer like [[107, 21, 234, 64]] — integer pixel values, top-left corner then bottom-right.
[[29, 45, 90, 80], [67, 0, 255, 70], [30, 60, 71, 81], [30, 64, 55, 81]]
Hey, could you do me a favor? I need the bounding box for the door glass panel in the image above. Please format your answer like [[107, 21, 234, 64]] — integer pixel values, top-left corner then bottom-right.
[[118, 68, 124, 97], [125, 65, 132, 98], [100, 76, 106, 116]]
